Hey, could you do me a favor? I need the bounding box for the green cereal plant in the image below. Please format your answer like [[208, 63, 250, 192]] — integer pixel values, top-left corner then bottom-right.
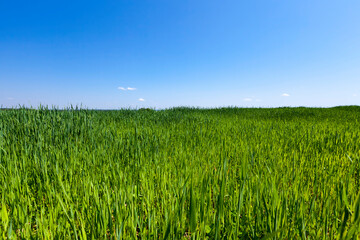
[[0, 106, 360, 239]]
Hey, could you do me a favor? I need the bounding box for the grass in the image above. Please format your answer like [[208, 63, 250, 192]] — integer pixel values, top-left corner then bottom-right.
[[1, 106, 360, 239]]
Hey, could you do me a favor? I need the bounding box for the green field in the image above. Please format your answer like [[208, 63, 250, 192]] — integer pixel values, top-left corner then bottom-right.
[[1, 107, 360, 239]]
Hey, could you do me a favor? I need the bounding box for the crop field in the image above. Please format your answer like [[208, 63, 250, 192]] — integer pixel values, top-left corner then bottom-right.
[[1, 106, 360, 239]]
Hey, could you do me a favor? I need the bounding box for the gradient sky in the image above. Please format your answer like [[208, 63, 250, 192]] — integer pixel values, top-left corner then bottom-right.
[[1, 0, 360, 109]]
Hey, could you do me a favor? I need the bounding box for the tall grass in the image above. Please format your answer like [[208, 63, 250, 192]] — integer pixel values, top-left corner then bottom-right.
[[1, 106, 360, 239]]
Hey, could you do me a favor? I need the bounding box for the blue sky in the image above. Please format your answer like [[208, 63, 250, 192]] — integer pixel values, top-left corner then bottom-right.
[[1, 0, 360, 109]]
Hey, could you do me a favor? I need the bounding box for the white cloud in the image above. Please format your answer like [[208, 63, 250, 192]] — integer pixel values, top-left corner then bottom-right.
[[118, 86, 137, 91], [243, 98, 252, 102], [353, 94, 358, 97], [255, 99, 262, 102], [7, 97, 14, 100], [138, 98, 145, 102], [281, 93, 290, 97]]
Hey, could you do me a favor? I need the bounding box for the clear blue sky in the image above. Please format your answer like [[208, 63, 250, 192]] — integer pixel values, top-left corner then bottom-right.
[[1, 0, 360, 109]]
